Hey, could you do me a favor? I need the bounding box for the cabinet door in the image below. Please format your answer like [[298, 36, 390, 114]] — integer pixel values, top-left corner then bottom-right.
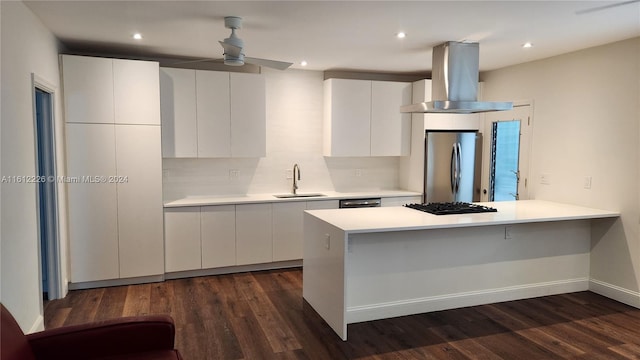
[[272, 202, 307, 261], [164, 207, 201, 272], [381, 196, 422, 207], [201, 205, 236, 268], [113, 59, 161, 125], [371, 81, 412, 156], [115, 125, 164, 278], [66, 123, 119, 282], [230, 73, 266, 157], [306, 200, 340, 210], [236, 203, 272, 265], [160, 68, 198, 157], [323, 79, 371, 156], [196, 70, 231, 157], [62, 55, 114, 124]]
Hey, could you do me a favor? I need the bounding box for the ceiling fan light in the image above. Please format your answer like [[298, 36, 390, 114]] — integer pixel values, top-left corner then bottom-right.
[[224, 58, 244, 66]]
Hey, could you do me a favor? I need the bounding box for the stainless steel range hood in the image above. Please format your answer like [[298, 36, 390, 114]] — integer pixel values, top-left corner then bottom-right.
[[400, 41, 512, 114]]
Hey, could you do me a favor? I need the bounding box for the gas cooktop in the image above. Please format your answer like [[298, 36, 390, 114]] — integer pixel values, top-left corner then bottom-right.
[[404, 202, 498, 215]]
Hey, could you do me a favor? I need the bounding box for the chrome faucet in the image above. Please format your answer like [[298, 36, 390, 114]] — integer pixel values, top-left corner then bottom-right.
[[292, 163, 301, 195]]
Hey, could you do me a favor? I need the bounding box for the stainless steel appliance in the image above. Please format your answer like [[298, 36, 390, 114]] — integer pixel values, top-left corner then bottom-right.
[[400, 41, 512, 114], [339, 198, 382, 208], [423, 130, 483, 203]]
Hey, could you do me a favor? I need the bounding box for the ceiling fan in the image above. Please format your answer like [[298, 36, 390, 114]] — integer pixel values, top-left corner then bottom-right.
[[187, 16, 292, 70]]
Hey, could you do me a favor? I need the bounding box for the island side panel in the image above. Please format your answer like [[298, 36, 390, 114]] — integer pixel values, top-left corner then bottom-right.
[[345, 220, 592, 324], [303, 212, 348, 340]]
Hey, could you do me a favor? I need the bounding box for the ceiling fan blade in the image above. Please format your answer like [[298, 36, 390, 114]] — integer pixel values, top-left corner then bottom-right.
[[219, 41, 242, 57], [576, 0, 639, 14], [171, 58, 221, 66], [244, 57, 293, 70]]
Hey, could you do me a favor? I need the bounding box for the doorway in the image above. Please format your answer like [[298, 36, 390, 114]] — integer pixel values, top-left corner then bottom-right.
[[482, 104, 532, 201], [33, 75, 62, 301]]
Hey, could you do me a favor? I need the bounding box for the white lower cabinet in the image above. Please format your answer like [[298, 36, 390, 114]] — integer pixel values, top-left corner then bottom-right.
[[164, 199, 341, 274], [272, 200, 339, 261], [201, 205, 236, 268], [272, 202, 307, 262], [236, 203, 273, 265], [381, 196, 423, 207], [164, 207, 201, 272], [306, 200, 340, 210]]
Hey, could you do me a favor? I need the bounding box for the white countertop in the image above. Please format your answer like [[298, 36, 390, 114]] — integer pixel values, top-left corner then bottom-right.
[[304, 200, 619, 233], [163, 190, 422, 207]]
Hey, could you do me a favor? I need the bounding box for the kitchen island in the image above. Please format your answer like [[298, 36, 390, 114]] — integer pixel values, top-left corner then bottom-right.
[[302, 200, 619, 340]]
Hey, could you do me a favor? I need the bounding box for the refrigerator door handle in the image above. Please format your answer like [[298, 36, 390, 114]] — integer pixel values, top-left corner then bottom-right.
[[450, 144, 456, 194], [456, 142, 462, 194]]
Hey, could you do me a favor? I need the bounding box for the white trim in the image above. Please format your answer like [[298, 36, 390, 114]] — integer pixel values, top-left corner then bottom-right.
[[68, 275, 164, 291], [589, 279, 640, 308], [28, 315, 45, 334], [164, 260, 302, 280], [347, 278, 589, 324]]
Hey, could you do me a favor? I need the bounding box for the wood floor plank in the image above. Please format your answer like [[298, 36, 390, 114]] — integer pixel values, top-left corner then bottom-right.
[[43, 269, 640, 360], [233, 272, 302, 353], [122, 283, 151, 316]]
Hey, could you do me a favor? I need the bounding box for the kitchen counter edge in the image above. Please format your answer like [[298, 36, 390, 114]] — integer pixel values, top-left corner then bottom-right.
[[163, 190, 422, 208]]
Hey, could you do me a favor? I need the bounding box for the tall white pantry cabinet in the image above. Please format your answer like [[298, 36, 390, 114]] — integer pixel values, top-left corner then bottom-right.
[[62, 54, 164, 284]]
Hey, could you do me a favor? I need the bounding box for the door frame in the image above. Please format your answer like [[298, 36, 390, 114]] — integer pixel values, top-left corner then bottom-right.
[[480, 100, 533, 202], [31, 73, 64, 303]]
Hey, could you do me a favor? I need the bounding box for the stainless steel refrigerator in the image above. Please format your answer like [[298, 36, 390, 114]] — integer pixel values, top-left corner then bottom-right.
[[423, 130, 483, 203]]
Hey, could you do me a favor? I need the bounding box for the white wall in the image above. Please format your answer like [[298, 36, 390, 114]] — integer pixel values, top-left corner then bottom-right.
[[482, 37, 640, 305], [1, 1, 66, 332], [163, 68, 401, 200]]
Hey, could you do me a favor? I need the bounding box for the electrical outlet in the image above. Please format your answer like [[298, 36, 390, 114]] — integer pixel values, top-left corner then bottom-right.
[[355, 169, 362, 177], [324, 234, 330, 250], [229, 169, 240, 179], [285, 169, 293, 179], [540, 173, 551, 185], [504, 226, 513, 239], [583, 176, 592, 189]]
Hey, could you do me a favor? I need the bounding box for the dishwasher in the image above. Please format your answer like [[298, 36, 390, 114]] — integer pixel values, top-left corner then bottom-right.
[[338, 198, 382, 208]]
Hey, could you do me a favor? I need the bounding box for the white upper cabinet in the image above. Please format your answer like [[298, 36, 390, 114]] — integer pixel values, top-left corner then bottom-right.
[[230, 72, 266, 157], [113, 59, 161, 125], [371, 81, 412, 156], [159, 68, 266, 158], [196, 70, 231, 157], [62, 55, 160, 125], [62, 55, 114, 124], [160, 68, 198, 157], [323, 78, 412, 157], [323, 79, 371, 157]]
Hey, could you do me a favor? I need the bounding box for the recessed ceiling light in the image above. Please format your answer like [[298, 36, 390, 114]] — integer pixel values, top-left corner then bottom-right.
[[523, 42, 533, 48], [133, 33, 143, 40], [396, 32, 406, 39], [300, 60, 308, 67]]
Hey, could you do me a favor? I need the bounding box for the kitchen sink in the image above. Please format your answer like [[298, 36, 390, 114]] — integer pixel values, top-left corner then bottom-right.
[[273, 193, 326, 199]]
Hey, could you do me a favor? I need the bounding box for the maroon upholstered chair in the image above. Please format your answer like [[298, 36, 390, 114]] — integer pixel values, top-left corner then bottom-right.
[[1, 303, 183, 360]]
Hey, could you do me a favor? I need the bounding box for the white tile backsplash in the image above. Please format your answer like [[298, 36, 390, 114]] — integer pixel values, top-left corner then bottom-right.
[[162, 68, 401, 200]]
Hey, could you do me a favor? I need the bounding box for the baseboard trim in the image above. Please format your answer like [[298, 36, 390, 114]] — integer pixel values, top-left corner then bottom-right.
[[68, 274, 165, 290], [589, 279, 640, 308], [347, 278, 589, 323], [165, 260, 303, 280]]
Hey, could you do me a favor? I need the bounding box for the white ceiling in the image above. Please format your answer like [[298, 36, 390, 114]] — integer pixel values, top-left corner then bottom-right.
[[24, 0, 640, 73]]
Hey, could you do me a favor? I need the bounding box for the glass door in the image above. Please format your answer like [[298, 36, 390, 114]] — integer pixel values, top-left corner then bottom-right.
[[481, 104, 532, 201]]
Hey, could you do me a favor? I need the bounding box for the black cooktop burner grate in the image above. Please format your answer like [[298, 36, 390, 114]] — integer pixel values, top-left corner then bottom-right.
[[404, 202, 498, 215]]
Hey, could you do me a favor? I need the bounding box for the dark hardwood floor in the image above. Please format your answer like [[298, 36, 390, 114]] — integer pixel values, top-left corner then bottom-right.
[[44, 269, 640, 359]]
